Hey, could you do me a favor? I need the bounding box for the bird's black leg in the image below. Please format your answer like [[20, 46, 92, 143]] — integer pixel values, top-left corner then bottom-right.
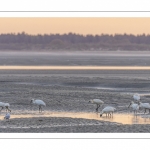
[[39, 106, 40, 113], [7, 107, 11, 112], [39, 106, 42, 113], [0, 107, 4, 112], [96, 104, 98, 112], [136, 110, 138, 115], [5, 106, 8, 112], [112, 112, 113, 118], [97, 105, 100, 111], [96, 104, 100, 112], [144, 109, 146, 114]]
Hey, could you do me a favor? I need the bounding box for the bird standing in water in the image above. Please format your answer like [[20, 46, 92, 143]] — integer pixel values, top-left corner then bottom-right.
[[100, 106, 116, 117], [4, 113, 10, 121], [128, 101, 140, 115]]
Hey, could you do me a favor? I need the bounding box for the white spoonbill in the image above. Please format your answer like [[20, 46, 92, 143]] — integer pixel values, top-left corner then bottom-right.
[[0, 102, 11, 112], [30, 99, 46, 112], [133, 93, 140, 102], [100, 106, 116, 117], [139, 102, 150, 114], [4, 113, 10, 120], [128, 101, 139, 115], [89, 99, 104, 112]]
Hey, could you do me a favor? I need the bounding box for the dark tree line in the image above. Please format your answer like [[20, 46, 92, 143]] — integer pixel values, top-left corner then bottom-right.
[[0, 32, 150, 51]]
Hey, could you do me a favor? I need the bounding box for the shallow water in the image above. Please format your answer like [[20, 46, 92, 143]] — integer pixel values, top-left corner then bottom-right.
[[1, 111, 150, 125], [1, 66, 150, 70]]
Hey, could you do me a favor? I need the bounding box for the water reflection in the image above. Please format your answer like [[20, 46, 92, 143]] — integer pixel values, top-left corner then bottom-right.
[[132, 115, 138, 124], [0, 111, 150, 125]]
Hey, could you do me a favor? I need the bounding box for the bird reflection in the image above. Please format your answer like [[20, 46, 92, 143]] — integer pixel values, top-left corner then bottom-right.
[[132, 115, 139, 123]]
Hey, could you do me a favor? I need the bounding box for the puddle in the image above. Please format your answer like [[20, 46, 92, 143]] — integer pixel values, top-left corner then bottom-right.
[[1, 111, 150, 125]]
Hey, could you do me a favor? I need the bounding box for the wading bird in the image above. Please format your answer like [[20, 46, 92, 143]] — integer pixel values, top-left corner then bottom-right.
[[30, 99, 46, 113], [133, 93, 140, 102], [0, 102, 11, 112], [139, 102, 150, 114], [100, 106, 116, 117], [89, 99, 104, 112], [128, 101, 140, 115], [4, 113, 10, 121]]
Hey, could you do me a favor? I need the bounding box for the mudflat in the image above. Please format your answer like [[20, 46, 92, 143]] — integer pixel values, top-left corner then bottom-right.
[[1, 51, 150, 132]]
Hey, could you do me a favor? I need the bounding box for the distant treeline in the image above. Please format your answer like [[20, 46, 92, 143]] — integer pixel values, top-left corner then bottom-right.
[[1, 32, 150, 51]]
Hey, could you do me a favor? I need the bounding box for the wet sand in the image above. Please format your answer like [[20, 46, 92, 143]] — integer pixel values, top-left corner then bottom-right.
[[1, 51, 150, 132]]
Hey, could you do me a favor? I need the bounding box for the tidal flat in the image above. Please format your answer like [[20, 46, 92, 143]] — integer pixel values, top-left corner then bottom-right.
[[1, 51, 150, 132]]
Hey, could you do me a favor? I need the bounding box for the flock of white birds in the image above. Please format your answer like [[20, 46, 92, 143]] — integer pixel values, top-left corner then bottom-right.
[[0, 98, 46, 121], [89, 93, 150, 117], [89, 99, 116, 117], [1, 93, 150, 121]]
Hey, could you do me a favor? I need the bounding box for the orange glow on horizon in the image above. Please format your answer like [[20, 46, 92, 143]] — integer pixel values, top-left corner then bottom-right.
[[0, 66, 150, 70], [1, 18, 150, 35]]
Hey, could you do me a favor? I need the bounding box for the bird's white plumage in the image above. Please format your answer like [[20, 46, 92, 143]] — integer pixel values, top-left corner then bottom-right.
[[139, 102, 150, 109], [0, 102, 10, 107], [4, 103, 10, 107], [89, 99, 104, 104], [100, 106, 116, 117], [0, 102, 6, 107], [89, 99, 104, 112], [0, 102, 11, 112], [133, 93, 140, 101], [128, 101, 139, 114], [101, 106, 116, 113], [4, 113, 10, 120], [31, 99, 46, 106]]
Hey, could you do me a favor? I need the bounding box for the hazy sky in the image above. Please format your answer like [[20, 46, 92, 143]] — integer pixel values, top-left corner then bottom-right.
[[1, 18, 150, 35]]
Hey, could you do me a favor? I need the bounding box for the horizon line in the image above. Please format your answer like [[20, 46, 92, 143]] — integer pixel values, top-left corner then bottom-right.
[[0, 32, 149, 36], [1, 66, 150, 70]]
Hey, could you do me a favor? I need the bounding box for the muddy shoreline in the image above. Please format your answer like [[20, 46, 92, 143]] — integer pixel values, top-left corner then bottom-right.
[[1, 116, 150, 133], [0, 70, 150, 132]]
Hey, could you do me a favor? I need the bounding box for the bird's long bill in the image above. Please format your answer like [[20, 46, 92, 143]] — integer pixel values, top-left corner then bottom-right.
[[128, 103, 131, 108], [137, 101, 140, 105]]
